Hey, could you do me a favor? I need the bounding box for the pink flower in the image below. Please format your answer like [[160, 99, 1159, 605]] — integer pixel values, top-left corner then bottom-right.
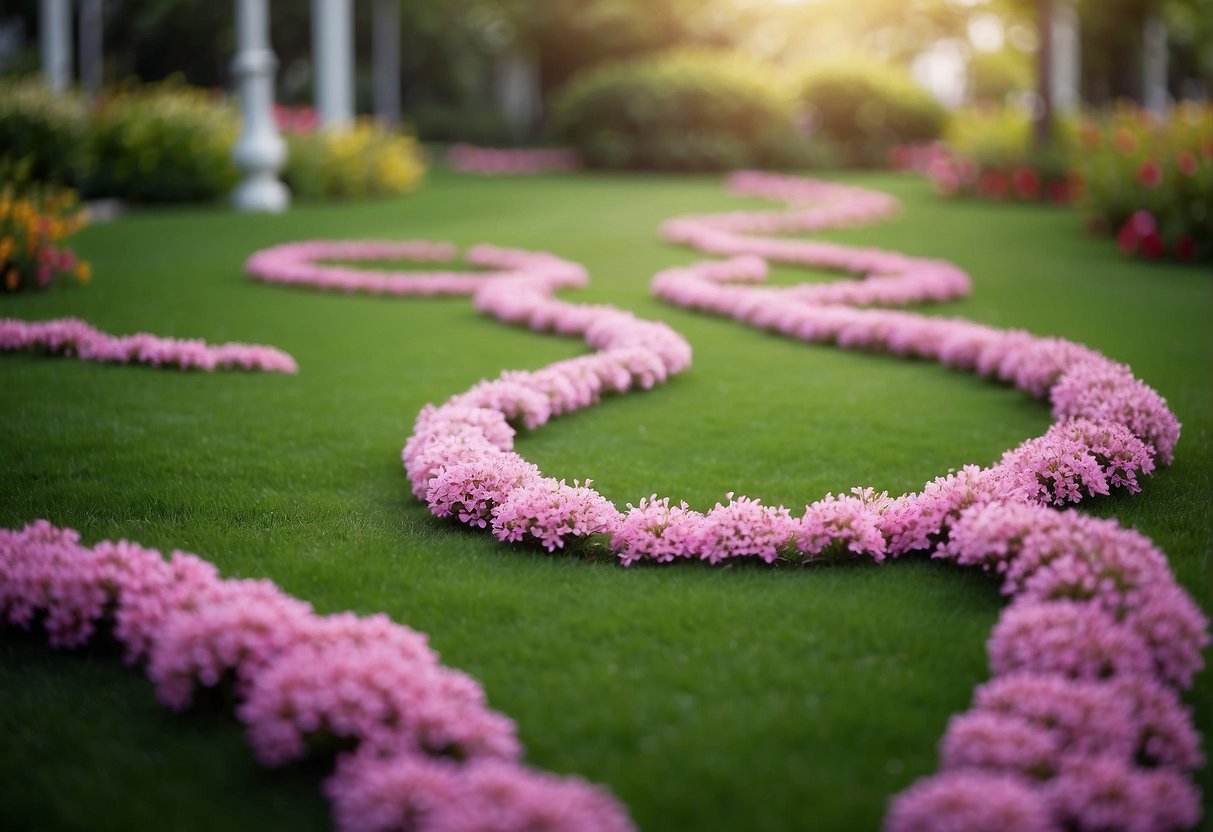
[[886, 772, 1056, 832]]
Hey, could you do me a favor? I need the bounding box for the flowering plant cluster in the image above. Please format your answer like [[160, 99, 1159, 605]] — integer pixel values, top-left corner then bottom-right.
[[1074, 102, 1212, 263], [284, 120, 426, 200], [446, 144, 581, 176], [240, 168, 1206, 828], [0, 521, 634, 832], [6, 164, 1193, 827], [924, 105, 1079, 204], [0, 317, 298, 373], [0, 179, 90, 292]]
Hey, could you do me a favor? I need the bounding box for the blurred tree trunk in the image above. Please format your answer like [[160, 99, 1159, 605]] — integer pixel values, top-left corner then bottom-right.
[[1034, 0, 1054, 148]]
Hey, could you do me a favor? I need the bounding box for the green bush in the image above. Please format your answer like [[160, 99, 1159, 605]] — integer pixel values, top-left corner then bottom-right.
[[283, 120, 427, 200], [0, 78, 88, 186], [83, 81, 239, 203], [551, 49, 806, 172], [410, 103, 518, 147], [797, 59, 946, 167]]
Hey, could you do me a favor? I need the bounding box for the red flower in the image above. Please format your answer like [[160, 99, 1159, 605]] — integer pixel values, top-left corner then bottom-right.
[[978, 170, 1010, 200], [1175, 236, 1197, 261], [1013, 167, 1041, 200], [1047, 180, 1070, 205], [1177, 151, 1198, 177], [1138, 160, 1162, 188], [1117, 221, 1138, 255], [1140, 232, 1165, 260], [1128, 210, 1157, 237]]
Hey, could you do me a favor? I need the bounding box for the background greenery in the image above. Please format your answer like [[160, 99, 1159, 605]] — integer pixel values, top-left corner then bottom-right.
[[0, 168, 1209, 831]]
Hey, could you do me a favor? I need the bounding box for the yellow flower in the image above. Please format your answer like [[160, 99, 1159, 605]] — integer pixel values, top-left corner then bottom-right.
[[75, 260, 91, 283], [0, 237, 12, 260]]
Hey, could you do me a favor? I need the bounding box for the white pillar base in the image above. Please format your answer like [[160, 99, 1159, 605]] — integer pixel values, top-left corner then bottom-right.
[[232, 177, 291, 214], [232, 0, 290, 213]]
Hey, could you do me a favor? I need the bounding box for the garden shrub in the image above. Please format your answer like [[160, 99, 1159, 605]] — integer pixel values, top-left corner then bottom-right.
[[1074, 102, 1213, 262], [283, 120, 426, 199], [797, 58, 946, 168], [0, 77, 88, 186], [551, 49, 806, 172], [929, 105, 1079, 203], [83, 80, 239, 203]]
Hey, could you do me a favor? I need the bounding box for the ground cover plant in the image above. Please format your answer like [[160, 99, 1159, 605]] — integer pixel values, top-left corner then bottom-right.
[[1, 168, 1210, 830]]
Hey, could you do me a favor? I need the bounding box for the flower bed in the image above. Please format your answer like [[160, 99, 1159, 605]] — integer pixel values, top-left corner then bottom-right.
[[245, 170, 1205, 827], [0, 317, 298, 372], [0, 521, 633, 832], [445, 144, 581, 176], [926, 107, 1078, 204], [0, 179, 90, 292], [3, 170, 1205, 830], [1075, 103, 1213, 263]]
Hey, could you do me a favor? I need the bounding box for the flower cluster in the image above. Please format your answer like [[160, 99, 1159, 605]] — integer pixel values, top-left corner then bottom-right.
[[0, 521, 634, 832], [0, 316, 298, 373], [446, 144, 581, 176], [284, 119, 427, 200], [1075, 102, 1212, 262], [0, 179, 90, 292]]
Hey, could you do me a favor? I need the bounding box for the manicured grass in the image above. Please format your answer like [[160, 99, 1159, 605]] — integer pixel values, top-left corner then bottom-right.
[[1, 167, 1210, 831]]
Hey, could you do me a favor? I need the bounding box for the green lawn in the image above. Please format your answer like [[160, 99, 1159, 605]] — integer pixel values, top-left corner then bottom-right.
[[1, 167, 1210, 831]]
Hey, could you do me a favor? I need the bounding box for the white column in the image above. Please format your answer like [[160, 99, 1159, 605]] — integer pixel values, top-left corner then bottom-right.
[[231, 0, 290, 213], [311, 0, 354, 128], [39, 0, 72, 94], [1142, 15, 1168, 116], [79, 0, 103, 98], [1050, 0, 1081, 112], [372, 0, 400, 125], [495, 50, 540, 139]]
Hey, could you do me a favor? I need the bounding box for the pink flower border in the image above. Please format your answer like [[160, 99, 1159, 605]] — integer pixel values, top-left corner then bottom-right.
[[0, 522, 633, 832], [3, 170, 1206, 830], [247, 170, 1206, 829], [0, 316, 298, 373]]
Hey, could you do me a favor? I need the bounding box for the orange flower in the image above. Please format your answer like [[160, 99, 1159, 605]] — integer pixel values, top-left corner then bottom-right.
[[75, 260, 92, 284], [1112, 128, 1139, 155], [4, 269, 17, 291]]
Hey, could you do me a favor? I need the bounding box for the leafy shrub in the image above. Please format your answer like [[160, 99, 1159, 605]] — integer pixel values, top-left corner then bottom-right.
[[551, 49, 806, 172], [797, 59, 946, 168], [410, 103, 518, 147], [0, 78, 88, 186], [1075, 103, 1212, 262], [83, 81, 239, 203], [283, 120, 426, 199]]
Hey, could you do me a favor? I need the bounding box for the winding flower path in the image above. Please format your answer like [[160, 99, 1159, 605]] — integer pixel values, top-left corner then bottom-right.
[[3, 171, 1207, 831]]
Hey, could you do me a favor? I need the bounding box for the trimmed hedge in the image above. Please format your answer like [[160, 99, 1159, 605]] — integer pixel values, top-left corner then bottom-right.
[[797, 59, 946, 168], [551, 49, 808, 172]]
